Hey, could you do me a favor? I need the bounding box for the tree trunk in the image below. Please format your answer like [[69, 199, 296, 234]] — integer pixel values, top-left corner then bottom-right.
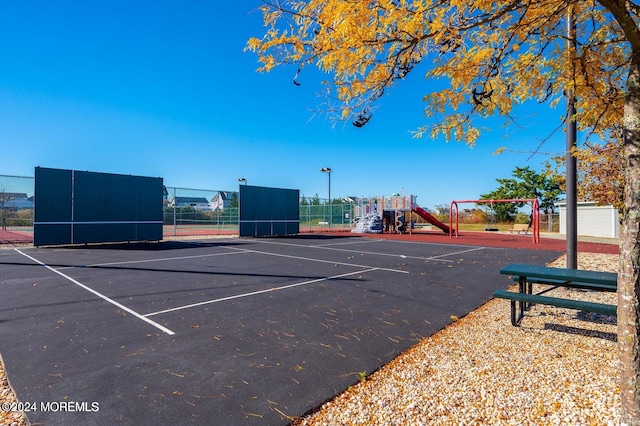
[[620, 61, 640, 425]]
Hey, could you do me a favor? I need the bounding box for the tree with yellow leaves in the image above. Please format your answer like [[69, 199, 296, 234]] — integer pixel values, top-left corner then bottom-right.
[[547, 141, 625, 209], [247, 1, 640, 423]]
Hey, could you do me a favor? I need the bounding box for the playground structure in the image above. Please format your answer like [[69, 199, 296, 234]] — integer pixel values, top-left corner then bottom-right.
[[449, 199, 540, 243], [351, 195, 541, 244], [352, 195, 451, 234]]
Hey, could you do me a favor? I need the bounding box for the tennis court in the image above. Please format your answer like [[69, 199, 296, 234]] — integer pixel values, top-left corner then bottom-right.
[[0, 235, 561, 425]]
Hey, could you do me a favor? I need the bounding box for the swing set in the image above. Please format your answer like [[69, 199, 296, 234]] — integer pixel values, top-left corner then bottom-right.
[[448, 198, 540, 243]]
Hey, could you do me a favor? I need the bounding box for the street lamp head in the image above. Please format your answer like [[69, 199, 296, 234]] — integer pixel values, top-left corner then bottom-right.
[[319, 167, 332, 173], [238, 178, 247, 185]]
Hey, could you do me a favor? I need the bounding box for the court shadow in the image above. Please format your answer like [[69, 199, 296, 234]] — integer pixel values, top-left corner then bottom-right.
[[43, 240, 243, 251], [576, 310, 617, 325]]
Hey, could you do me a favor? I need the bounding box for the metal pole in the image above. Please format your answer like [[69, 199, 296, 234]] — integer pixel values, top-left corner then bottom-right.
[[409, 195, 412, 236], [320, 167, 332, 228], [173, 187, 177, 236], [328, 171, 331, 228], [566, 8, 578, 269]]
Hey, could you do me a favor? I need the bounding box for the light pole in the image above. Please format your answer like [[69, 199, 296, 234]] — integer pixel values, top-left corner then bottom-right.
[[238, 178, 247, 185], [320, 167, 332, 228]]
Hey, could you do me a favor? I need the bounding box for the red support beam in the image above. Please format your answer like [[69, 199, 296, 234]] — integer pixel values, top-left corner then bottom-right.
[[448, 199, 540, 244]]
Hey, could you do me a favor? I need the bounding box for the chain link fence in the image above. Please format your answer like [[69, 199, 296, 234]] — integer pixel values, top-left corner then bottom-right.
[[540, 213, 560, 233], [299, 201, 355, 231], [164, 186, 239, 236], [0, 175, 35, 242]]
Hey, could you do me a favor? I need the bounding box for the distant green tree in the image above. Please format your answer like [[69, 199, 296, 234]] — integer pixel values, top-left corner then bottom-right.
[[300, 196, 309, 206], [229, 192, 239, 208], [481, 166, 563, 221], [310, 194, 321, 206], [480, 187, 518, 222]]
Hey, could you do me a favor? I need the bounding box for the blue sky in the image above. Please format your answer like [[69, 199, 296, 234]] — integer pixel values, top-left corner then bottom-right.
[[0, 1, 569, 210]]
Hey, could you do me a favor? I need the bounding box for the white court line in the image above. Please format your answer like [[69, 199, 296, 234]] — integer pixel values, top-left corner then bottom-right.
[[14, 248, 175, 336], [222, 246, 411, 273], [315, 246, 454, 262], [57, 250, 244, 270], [246, 239, 454, 262], [144, 268, 378, 317], [309, 239, 381, 247], [425, 246, 487, 260], [373, 238, 503, 250]]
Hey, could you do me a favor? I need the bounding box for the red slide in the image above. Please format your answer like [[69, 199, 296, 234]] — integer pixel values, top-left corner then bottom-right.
[[413, 206, 451, 234]]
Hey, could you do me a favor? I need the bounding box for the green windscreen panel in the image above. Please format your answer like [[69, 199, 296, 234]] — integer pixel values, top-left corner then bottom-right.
[[34, 167, 73, 246], [34, 167, 163, 246], [239, 185, 299, 237]]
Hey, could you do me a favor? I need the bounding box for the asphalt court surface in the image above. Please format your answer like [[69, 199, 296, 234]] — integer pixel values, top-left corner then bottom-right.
[[0, 235, 561, 425]]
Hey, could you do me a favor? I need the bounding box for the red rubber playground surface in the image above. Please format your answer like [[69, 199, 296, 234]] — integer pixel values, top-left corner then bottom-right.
[[314, 229, 620, 255]]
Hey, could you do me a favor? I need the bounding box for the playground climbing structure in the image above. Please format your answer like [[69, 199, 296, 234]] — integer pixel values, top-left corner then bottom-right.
[[351, 195, 450, 234]]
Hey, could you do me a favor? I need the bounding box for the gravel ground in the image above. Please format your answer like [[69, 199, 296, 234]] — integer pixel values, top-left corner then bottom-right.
[[0, 251, 619, 426]]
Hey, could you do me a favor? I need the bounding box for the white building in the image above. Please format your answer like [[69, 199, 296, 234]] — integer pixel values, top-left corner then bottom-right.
[[169, 196, 211, 211], [556, 201, 619, 239], [2, 198, 33, 209], [211, 192, 232, 211], [0, 193, 33, 209]]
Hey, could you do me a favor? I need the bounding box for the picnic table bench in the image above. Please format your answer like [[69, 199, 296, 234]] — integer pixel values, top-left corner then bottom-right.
[[508, 223, 530, 235], [494, 263, 617, 326]]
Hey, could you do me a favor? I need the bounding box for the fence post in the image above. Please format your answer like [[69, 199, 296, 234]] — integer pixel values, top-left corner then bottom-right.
[[172, 187, 177, 236]]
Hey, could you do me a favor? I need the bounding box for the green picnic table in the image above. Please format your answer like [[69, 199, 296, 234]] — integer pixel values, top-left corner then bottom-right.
[[494, 263, 617, 326]]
